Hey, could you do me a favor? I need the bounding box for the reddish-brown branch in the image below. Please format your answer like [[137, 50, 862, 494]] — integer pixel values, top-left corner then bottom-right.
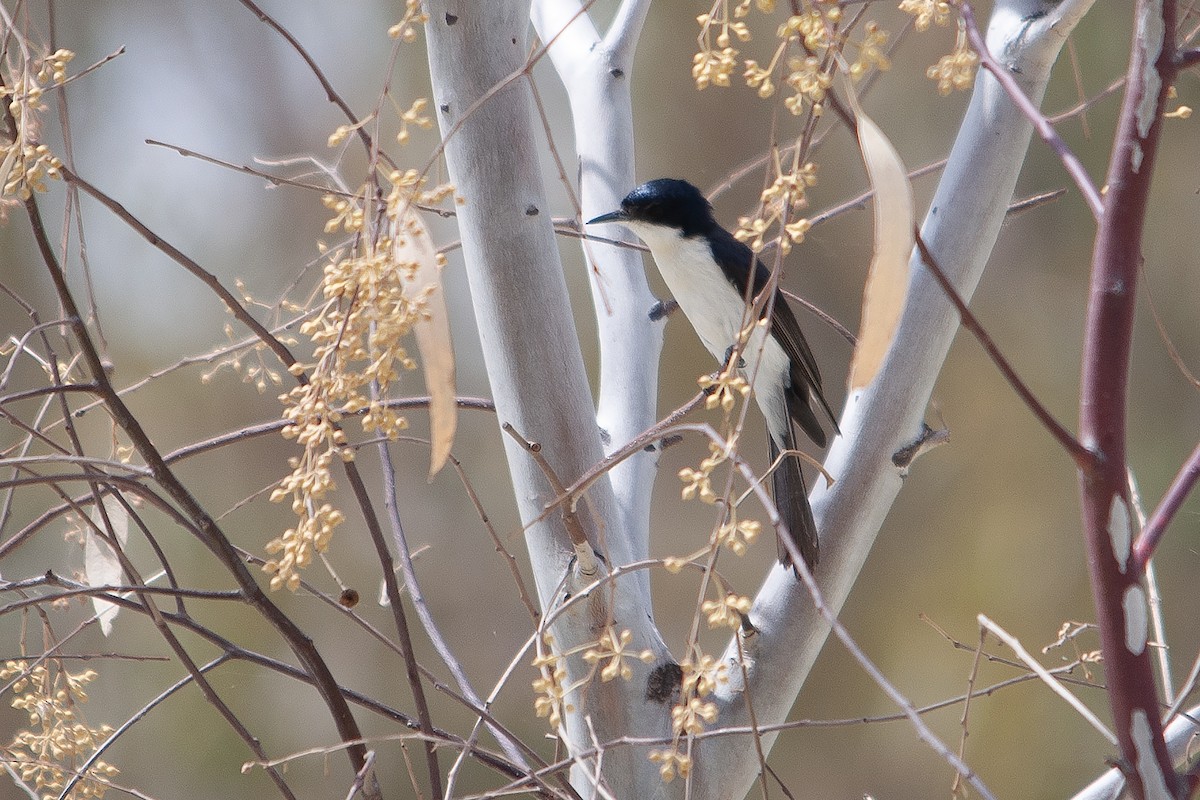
[[1133, 440, 1200, 569], [1078, 2, 1182, 797]]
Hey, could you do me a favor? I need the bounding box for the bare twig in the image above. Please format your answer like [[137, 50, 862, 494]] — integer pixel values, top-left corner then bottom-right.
[[235, 0, 384, 164], [913, 232, 1093, 467], [978, 615, 1117, 745], [59, 167, 303, 377], [951, 628, 987, 798], [374, 432, 534, 773], [1133, 441, 1200, 569], [342, 458, 443, 798]]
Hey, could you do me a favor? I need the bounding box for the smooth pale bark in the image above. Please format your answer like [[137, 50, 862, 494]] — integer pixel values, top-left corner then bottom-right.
[[1070, 704, 1200, 800], [531, 0, 660, 576], [424, 3, 670, 796]]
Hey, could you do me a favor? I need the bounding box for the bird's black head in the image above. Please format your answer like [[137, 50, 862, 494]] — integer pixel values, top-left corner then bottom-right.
[[588, 178, 717, 237]]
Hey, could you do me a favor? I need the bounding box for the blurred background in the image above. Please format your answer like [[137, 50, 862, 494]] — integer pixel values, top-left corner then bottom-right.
[[1, 1, 1197, 798]]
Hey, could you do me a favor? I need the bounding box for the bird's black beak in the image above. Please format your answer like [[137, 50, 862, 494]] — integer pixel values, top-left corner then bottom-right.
[[586, 209, 627, 225]]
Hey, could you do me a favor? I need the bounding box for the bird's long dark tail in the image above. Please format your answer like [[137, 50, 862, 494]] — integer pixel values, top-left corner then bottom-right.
[[769, 429, 818, 573]]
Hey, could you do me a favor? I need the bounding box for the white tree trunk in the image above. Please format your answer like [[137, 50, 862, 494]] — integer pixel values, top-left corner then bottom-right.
[[424, 3, 671, 796]]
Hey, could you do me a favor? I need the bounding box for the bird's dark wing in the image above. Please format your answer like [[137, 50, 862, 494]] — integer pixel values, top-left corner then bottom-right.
[[770, 427, 819, 571], [707, 227, 838, 444], [769, 291, 839, 441]]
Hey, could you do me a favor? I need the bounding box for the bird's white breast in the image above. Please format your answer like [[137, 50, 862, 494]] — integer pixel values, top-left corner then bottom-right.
[[626, 221, 791, 438]]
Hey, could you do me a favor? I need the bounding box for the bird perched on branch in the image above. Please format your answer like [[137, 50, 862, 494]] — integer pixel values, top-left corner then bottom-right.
[[589, 178, 837, 573]]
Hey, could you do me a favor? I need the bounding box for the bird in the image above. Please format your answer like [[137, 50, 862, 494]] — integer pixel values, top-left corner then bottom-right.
[[588, 178, 837, 574]]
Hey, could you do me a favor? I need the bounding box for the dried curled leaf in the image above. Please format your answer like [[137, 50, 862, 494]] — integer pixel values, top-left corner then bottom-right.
[[394, 210, 457, 478], [84, 496, 128, 636], [844, 73, 914, 392]]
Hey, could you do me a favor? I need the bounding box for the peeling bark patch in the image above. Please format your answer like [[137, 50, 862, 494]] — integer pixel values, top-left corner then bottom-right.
[[1123, 584, 1149, 656], [1134, 2, 1165, 142], [1109, 494, 1132, 573], [1131, 709, 1174, 799], [645, 661, 682, 703]]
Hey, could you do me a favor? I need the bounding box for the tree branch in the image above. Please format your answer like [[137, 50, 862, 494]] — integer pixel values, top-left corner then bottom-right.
[[1077, 3, 1183, 795], [1132, 440, 1200, 569], [913, 232, 1093, 466]]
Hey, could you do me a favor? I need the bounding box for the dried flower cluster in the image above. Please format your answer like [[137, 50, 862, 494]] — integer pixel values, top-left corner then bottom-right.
[[388, 0, 430, 43], [697, 2, 889, 115], [649, 654, 729, 781], [678, 322, 757, 513], [582, 627, 656, 683], [2, 659, 119, 799], [532, 646, 571, 729], [926, 21, 980, 95], [692, 0, 980, 263], [734, 159, 817, 253], [266, 162, 453, 590], [395, 98, 433, 145], [701, 591, 754, 629], [898, 0, 952, 31], [532, 628, 652, 730], [1, 48, 72, 209], [671, 316, 767, 624], [695, 2, 892, 258], [895, 1, 979, 94]]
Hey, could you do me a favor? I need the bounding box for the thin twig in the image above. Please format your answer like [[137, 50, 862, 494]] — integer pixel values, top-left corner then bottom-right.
[[235, 0, 385, 165], [374, 430, 534, 772], [914, 232, 1094, 467], [951, 628, 986, 798], [59, 167, 303, 377], [502, 422, 596, 571], [342, 459, 443, 798], [978, 615, 1117, 745], [1133, 440, 1200, 568]]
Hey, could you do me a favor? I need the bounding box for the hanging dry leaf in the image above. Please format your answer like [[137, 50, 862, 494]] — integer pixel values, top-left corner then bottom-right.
[[844, 74, 915, 392], [394, 211, 457, 478], [84, 496, 128, 636]]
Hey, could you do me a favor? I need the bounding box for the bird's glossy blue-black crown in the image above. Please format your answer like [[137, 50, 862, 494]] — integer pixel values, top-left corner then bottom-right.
[[619, 179, 717, 237]]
